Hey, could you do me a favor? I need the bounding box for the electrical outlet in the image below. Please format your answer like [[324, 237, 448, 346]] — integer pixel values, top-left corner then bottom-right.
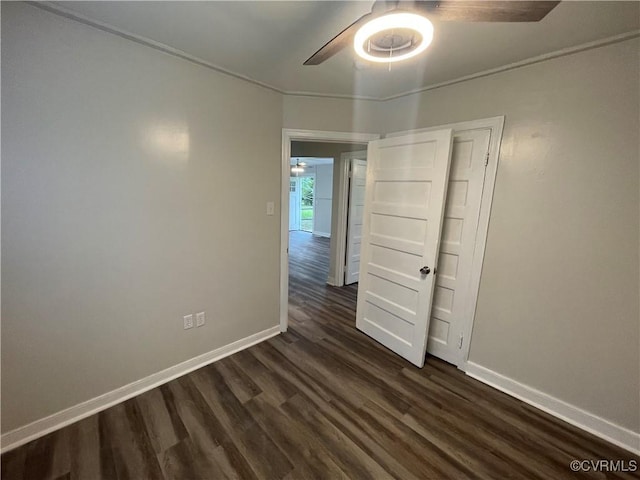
[[196, 311, 206, 327], [183, 314, 194, 330]]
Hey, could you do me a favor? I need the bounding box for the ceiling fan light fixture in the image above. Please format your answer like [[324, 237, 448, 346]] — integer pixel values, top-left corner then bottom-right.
[[291, 161, 305, 173], [354, 12, 434, 63]]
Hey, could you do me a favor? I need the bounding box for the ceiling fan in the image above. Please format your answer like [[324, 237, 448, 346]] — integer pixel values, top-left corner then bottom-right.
[[291, 160, 307, 173], [304, 1, 560, 65]]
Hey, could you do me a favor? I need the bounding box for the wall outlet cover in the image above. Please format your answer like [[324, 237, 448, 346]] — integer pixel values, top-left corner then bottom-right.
[[183, 314, 194, 329]]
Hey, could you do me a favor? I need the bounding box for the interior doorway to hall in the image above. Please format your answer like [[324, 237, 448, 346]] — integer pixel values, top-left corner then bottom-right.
[[282, 120, 503, 369], [288, 142, 367, 290]]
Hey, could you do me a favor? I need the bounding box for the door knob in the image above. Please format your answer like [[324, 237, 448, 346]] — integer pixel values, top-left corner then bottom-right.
[[420, 266, 431, 275]]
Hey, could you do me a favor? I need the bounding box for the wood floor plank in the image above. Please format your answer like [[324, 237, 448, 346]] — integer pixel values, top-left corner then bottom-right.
[[1, 443, 26, 480], [228, 349, 298, 406], [213, 440, 261, 480], [165, 377, 228, 450], [284, 393, 423, 480], [68, 415, 109, 480], [97, 414, 120, 480], [227, 422, 294, 479], [22, 428, 70, 480], [99, 400, 163, 480], [250, 340, 335, 407], [157, 437, 230, 480], [190, 364, 256, 435], [245, 393, 349, 479], [298, 336, 413, 417], [269, 336, 369, 410], [402, 408, 564, 480], [213, 357, 263, 404], [135, 387, 188, 454], [343, 398, 468, 479], [399, 368, 601, 478], [278, 393, 396, 480], [157, 438, 209, 480]]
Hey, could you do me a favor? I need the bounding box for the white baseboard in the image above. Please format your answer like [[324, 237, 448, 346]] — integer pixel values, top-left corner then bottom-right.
[[1, 325, 280, 453], [465, 362, 640, 456], [326, 275, 337, 286], [312, 231, 331, 238]]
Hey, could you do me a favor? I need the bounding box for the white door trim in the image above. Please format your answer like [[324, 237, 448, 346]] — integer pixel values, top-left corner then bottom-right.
[[386, 116, 505, 371], [281, 129, 381, 332], [333, 150, 368, 287]]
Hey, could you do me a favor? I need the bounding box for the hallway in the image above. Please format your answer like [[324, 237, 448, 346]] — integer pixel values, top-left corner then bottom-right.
[[288, 230, 357, 311]]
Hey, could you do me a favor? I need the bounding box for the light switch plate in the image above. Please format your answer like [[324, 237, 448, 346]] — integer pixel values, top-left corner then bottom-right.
[[183, 314, 194, 330], [196, 311, 205, 327], [266, 201, 275, 216]]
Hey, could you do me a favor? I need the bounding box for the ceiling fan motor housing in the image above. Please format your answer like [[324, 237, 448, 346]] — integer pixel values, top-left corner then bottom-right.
[[363, 27, 424, 60]]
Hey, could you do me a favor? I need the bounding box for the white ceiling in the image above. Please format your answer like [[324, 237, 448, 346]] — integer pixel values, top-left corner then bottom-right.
[[49, 1, 640, 99]]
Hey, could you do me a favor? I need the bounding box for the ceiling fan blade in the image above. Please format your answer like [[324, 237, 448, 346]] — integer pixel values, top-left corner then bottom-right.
[[409, 1, 560, 22], [304, 12, 372, 65]]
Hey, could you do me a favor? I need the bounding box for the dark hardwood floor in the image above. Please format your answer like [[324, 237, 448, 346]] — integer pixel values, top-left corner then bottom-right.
[[3, 230, 638, 479]]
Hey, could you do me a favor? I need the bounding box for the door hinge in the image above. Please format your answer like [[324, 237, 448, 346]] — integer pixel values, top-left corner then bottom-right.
[[458, 333, 464, 349], [484, 150, 490, 167]]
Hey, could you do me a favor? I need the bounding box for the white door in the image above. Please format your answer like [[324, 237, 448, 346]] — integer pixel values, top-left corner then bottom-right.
[[427, 129, 491, 366], [289, 178, 300, 231], [345, 155, 367, 285], [356, 129, 454, 367]]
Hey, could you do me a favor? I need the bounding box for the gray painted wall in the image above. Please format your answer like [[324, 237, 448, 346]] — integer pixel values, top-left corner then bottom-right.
[[2, 3, 282, 432], [380, 38, 640, 433]]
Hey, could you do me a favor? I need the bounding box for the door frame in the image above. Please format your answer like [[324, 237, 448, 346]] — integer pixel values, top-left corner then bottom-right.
[[332, 150, 368, 287], [280, 129, 380, 332], [386, 116, 505, 370]]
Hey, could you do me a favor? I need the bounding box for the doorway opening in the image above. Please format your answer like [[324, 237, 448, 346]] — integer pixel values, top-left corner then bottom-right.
[[281, 119, 503, 371], [288, 145, 366, 287], [280, 130, 380, 334]]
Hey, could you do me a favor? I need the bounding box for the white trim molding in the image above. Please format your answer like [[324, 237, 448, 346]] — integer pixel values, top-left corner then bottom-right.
[[326, 275, 338, 287], [32, 2, 639, 102], [1, 326, 281, 453], [465, 362, 640, 456], [381, 30, 640, 101]]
